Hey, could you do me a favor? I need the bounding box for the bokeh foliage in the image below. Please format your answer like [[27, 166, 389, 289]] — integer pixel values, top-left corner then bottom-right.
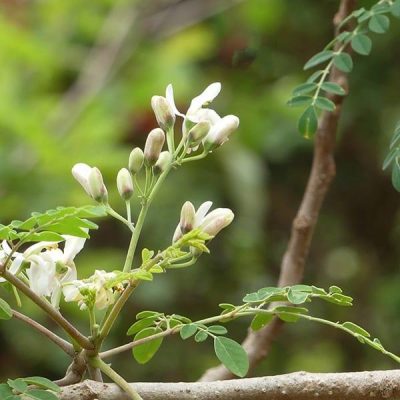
[[1, 0, 400, 382]]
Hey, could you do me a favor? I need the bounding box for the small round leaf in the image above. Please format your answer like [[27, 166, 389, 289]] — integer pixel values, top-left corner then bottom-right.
[[351, 34, 372, 56], [333, 53, 353, 72]]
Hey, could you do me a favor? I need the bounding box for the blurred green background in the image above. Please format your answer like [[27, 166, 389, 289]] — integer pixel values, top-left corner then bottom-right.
[[1, 0, 400, 383]]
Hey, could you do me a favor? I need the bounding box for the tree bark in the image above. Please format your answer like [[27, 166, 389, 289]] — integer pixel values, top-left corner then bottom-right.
[[198, 0, 357, 381], [60, 369, 400, 400]]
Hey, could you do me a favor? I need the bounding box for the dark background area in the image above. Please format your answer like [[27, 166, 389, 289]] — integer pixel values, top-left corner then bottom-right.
[[0, 0, 400, 382]]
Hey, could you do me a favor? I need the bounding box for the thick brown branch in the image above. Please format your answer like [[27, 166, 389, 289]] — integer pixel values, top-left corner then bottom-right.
[[54, 352, 87, 387], [199, 0, 357, 381], [60, 370, 400, 400]]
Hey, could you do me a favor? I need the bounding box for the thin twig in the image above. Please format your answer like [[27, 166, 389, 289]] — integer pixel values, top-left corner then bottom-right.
[[199, 0, 357, 381], [12, 309, 75, 357], [3, 269, 93, 350], [100, 328, 174, 359]]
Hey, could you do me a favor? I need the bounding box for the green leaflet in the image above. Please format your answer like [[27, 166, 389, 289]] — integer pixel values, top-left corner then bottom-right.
[[132, 327, 163, 364], [298, 106, 318, 139], [0, 298, 13, 320], [214, 337, 249, 378]]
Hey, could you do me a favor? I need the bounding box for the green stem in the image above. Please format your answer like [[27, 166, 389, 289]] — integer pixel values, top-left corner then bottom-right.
[[122, 203, 149, 273], [181, 152, 207, 164], [99, 255, 164, 342], [100, 306, 254, 359], [167, 257, 197, 269], [89, 307, 96, 336], [251, 308, 400, 365], [144, 166, 151, 195], [166, 127, 175, 153], [126, 201, 132, 225], [101, 305, 400, 365], [89, 357, 143, 400], [133, 175, 144, 197], [99, 167, 173, 344], [106, 205, 134, 232]]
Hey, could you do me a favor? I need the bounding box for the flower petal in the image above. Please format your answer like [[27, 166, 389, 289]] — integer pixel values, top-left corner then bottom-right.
[[166, 84, 185, 117], [195, 201, 213, 226], [172, 224, 183, 243], [23, 241, 59, 258], [187, 82, 221, 115], [63, 234, 87, 264], [27, 256, 57, 297]]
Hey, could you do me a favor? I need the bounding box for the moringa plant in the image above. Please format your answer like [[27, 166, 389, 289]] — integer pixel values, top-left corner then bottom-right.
[[1, 0, 400, 399], [0, 81, 397, 400]]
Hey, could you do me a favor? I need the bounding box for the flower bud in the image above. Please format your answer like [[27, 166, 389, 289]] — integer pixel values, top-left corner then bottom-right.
[[187, 121, 211, 147], [151, 96, 175, 131], [88, 167, 108, 203], [72, 163, 92, 196], [153, 151, 172, 175], [179, 201, 196, 234], [203, 115, 239, 152], [172, 224, 182, 244], [129, 148, 144, 174], [198, 208, 234, 236], [144, 128, 165, 166], [117, 168, 134, 201]]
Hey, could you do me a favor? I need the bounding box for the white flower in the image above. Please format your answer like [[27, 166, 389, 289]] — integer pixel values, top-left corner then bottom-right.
[[173, 201, 234, 242], [24, 234, 86, 307], [63, 270, 117, 310], [166, 82, 221, 126], [0, 241, 24, 283], [164, 82, 239, 149]]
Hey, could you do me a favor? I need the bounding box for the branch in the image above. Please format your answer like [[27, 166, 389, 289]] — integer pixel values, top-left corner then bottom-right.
[[198, 0, 357, 381], [60, 370, 400, 400], [100, 328, 174, 359], [2, 269, 93, 350], [54, 352, 87, 387], [12, 309, 75, 357]]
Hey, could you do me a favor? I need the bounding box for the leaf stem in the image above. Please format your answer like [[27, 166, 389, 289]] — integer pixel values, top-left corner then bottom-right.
[[89, 357, 143, 400], [106, 205, 134, 232], [181, 151, 208, 164]]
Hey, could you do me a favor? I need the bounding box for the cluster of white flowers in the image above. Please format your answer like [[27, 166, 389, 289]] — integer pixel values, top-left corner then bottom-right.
[[0, 233, 122, 310], [0, 235, 85, 308], [0, 83, 237, 311], [71, 83, 240, 206], [154, 82, 240, 152]]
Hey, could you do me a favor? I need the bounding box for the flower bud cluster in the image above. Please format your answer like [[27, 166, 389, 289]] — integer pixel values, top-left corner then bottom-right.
[[173, 201, 234, 246], [154, 82, 240, 154]]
